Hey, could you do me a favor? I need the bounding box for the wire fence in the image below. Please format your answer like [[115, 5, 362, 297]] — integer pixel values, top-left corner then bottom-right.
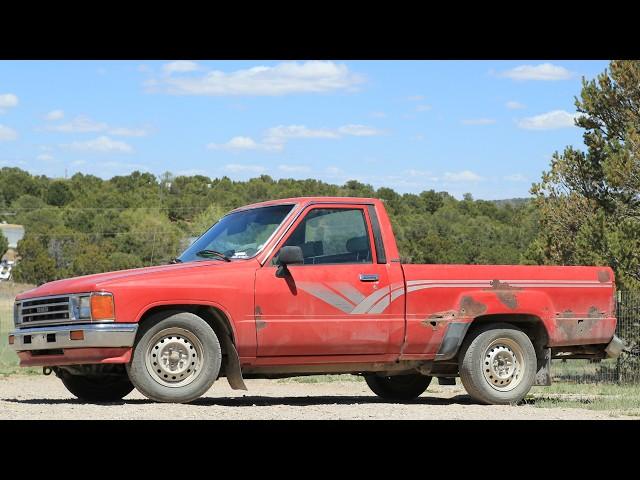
[[1, 284, 640, 382]]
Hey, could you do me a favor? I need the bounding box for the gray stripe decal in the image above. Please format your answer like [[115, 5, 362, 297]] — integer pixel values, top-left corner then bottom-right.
[[351, 286, 390, 314], [297, 282, 355, 313], [333, 282, 366, 305], [369, 296, 390, 314], [390, 287, 405, 303]]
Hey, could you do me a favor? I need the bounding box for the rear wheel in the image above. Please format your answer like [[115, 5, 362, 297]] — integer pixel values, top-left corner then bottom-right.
[[365, 374, 432, 401], [459, 323, 537, 405], [58, 369, 134, 402], [127, 311, 222, 403]]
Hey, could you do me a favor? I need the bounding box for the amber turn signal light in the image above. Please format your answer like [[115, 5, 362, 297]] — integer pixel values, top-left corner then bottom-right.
[[70, 330, 85, 341], [8, 335, 14, 345], [91, 294, 115, 320]]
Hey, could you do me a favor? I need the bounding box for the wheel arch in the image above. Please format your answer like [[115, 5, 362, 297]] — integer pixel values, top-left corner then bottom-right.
[[135, 304, 247, 391], [436, 313, 550, 362]]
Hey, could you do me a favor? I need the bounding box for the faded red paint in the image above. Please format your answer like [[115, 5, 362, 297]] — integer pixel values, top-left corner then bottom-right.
[[14, 197, 618, 369]]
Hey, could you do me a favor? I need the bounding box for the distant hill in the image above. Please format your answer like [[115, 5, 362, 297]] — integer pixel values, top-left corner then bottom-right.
[[491, 198, 531, 208]]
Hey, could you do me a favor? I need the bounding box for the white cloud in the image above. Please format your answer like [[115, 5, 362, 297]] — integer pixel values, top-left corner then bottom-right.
[[37, 154, 55, 161], [407, 95, 425, 101], [0, 124, 18, 141], [415, 104, 432, 112], [370, 111, 386, 118], [444, 170, 484, 182], [71, 160, 86, 166], [517, 110, 577, 130], [461, 118, 496, 126], [264, 125, 339, 144], [210, 123, 383, 153], [224, 163, 266, 174], [0, 93, 19, 113], [505, 101, 525, 110], [63, 136, 133, 153], [403, 169, 437, 180], [207, 136, 282, 152], [45, 109, 65, 120], [278, 164, 312, 173], [163, 61, 200, 74], [148, 61, 364, 96], [44, 114, 149, 137], [108, 127, 149, 137], [500, 63, 572, 81], [47, 115, 108, 133], [504, 173, 528, 182], [336, 124, 384, 137]]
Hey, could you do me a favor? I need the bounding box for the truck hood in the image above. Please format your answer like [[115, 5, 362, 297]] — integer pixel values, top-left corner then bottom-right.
[[15, 260, 239, 300]]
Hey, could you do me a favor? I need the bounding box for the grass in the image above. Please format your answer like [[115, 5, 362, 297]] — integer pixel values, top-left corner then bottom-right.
[[527, 382, 640, 417]]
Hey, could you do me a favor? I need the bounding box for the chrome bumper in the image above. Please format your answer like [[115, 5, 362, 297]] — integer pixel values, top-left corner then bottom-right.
[[9, 323, 138, 351]]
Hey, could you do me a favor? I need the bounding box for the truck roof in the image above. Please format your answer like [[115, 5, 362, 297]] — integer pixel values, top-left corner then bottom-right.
[[231, 196, 382, 212]]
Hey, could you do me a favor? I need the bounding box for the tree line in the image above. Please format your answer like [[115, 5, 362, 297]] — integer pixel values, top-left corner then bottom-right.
[[1, 60, 639, 293]]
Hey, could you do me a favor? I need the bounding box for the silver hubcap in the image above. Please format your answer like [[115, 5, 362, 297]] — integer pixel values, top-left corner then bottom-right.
[[145, 328, 204, 388], [482, 338, 524, 392]]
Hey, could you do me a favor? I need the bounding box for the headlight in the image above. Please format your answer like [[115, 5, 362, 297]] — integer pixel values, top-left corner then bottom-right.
[[13, 302, 20, 327], [70, 292, 115, 321], [79, 296, 91, 319]]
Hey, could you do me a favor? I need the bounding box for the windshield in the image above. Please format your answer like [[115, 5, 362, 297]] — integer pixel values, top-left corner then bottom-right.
[[178, 204, 294, 262]]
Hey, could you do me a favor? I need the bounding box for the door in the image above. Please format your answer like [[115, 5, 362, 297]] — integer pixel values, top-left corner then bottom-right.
[[254, 205, 401, 357]]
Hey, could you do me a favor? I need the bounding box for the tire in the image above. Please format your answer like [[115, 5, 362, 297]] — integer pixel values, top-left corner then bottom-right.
[[459, 323, 537, 405], [365, 374, 432, 401], [126, 311, 222, 403], [59, 371, 134, 402]]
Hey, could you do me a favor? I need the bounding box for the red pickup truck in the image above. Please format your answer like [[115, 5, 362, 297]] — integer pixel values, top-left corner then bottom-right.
[[9, 196, 624, 405]]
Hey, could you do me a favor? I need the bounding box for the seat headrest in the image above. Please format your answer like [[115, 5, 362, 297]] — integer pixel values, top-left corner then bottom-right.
[[346, 236, 369, 253]]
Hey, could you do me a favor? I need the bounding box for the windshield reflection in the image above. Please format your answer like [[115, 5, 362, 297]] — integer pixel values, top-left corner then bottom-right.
[[178, 204, 294, 262]]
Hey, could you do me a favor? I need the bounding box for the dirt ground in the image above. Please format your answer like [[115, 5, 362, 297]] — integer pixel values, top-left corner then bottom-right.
[[0, 375, 634, 420]]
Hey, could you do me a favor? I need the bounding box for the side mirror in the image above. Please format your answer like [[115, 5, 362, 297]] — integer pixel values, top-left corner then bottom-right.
[[275, 246, 304, 277]]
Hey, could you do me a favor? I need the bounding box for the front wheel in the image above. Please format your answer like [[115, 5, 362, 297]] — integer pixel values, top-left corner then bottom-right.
[[458, 323, 537, 405], [58, 370, 134, 402], [127, 311, 222, 403], [365, 374, 432, 401]]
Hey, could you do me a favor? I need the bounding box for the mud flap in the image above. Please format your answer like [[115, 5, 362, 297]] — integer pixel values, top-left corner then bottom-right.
[[534, 347, 552, 386], [219, 333, 248, 391]]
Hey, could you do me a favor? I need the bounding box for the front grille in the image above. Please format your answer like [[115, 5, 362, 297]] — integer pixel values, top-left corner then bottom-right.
[[19, 296, 71, 325]]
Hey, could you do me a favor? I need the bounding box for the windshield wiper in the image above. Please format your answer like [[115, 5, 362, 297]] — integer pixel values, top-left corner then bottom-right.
[[195, 249, 231, 262]]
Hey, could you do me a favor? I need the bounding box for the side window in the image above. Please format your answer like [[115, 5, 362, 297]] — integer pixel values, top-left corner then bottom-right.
[[278, 208, 372, 264]]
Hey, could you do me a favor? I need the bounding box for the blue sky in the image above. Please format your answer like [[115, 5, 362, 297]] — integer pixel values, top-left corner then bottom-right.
[[0, 60, 609, 199]]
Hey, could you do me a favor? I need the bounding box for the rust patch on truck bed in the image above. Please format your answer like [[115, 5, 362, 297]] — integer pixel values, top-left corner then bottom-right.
[[598, 270, 611, 283], [427, 310, 458, 320], [459, 296, 487, 317], [485, 279, 521, 309], [556, 306, 606, 342]]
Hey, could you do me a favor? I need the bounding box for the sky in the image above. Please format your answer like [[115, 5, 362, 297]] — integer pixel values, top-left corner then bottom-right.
[[0, 60, 610, 200]]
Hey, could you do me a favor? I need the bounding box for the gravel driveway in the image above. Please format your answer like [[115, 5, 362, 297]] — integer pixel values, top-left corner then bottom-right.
[[0, 374, 634, 419]]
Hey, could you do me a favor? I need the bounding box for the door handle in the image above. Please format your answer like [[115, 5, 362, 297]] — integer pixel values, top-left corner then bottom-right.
[[359, 273, 379, 282]]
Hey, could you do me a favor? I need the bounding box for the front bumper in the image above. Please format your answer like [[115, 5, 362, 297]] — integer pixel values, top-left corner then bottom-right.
[[9, 323, 138, 351]]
